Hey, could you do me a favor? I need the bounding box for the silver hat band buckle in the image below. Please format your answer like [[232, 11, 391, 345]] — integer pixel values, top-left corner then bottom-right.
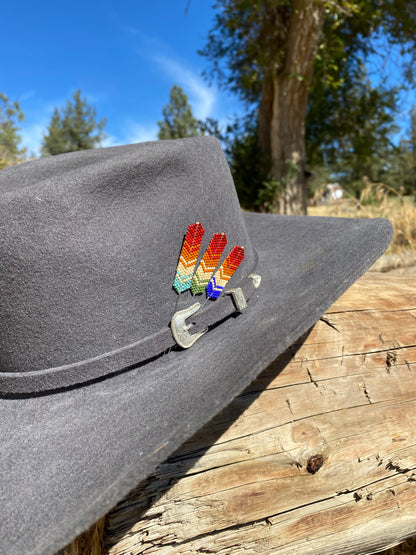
[[171, 274, 261, 349]]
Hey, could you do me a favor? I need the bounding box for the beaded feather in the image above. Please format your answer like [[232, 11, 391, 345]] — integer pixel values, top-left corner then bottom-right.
[[173, 222, 205, 293], [206, 245, 245, 299], [191, 233, 227, 295]]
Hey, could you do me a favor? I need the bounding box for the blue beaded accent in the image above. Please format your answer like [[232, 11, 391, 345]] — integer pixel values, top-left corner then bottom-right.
[[206, 276, 223, 299]]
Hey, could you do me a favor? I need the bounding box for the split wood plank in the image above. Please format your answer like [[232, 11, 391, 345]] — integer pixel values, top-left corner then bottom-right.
[[63, 273, 416, 555]]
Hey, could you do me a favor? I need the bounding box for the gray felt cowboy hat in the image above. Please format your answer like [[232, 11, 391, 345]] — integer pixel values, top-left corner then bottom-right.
[[0, 136, 392, 554]]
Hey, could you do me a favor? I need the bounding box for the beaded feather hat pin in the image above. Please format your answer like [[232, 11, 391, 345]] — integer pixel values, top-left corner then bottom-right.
[[173, 222, 244, 302]]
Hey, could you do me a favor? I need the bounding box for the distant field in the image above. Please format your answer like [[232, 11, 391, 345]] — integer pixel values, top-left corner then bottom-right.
[[308, 193, 416, 256]]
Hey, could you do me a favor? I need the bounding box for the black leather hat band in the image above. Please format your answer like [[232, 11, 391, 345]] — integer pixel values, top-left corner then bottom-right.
[[0, 275, 259, 396]]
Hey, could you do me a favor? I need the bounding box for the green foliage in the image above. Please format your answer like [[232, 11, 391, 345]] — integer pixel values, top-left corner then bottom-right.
[[309, 1, 416, 97], [307, 75, 399, 195], [396, 105, 416, 196], [157, 85, 203, 140], [257, 160, 301, 212], [199, 0, 291, 104], [0, 92, 26, 169], [198, 117, 224, 141], [224, 117, 265, 209], [42, 90, 106, 156], [224, 116, 297, 212], [201, 0, 416, 209], [309, 1, 416, 197], [307, 165, 334, 199], [256, 178, 283, 213]]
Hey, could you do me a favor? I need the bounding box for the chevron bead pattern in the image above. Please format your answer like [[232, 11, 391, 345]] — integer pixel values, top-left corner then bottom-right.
[[191, 233, 227, 294], [206, 245, 245, 299], [173, 222, 205, 293]]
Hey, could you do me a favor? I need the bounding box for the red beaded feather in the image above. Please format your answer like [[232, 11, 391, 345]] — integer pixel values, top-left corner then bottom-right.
[[173, 222, 205, 293]]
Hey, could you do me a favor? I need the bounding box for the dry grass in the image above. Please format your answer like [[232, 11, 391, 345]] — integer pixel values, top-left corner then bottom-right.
[[380, 536, 416, 554], [58, 517, 106, 555], [309, 180, 416, 255]]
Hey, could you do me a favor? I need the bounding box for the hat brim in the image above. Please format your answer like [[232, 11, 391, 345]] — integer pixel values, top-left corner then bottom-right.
[[0, 212, 392, 555]]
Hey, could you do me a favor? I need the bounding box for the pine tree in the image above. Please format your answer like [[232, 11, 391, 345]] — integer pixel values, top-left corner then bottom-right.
[[157, 85, 202, 140], [0, 92, 26, 169], [43, 108, 67, 156], [42, 90, 106, 156]]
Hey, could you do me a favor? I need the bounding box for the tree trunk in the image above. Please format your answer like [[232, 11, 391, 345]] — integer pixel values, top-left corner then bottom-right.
[[260, 0, 325, 215], [258, 78, 273, 175]]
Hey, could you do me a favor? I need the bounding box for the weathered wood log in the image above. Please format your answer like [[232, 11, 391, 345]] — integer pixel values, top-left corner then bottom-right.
[[64, 273, 416, 555]]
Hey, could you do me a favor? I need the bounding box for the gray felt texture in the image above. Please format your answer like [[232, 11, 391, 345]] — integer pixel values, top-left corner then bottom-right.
[[0, 137, 392, 554]]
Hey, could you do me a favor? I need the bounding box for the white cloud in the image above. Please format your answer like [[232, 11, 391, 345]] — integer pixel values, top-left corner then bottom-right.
[[125, 122, 158, 144], [153, 55, 216, 120], [101, 133, 122, 148], [19, 119, 48, 157], [19, 90, 36, 102], [16, 46, 222, 156]]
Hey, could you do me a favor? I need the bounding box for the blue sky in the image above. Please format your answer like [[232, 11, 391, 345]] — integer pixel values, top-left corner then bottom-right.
[[1, 0, 245, 156], [2, 1, 415, 157]]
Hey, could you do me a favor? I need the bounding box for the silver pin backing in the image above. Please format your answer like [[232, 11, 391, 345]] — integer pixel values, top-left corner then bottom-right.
[[226, 287, 247, 312], [248, 273, 262, 288]]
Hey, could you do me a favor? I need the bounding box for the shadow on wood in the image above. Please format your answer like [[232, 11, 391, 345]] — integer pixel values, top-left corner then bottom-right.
[[103, 338, 306, 551], [63, 273, 416, 555]]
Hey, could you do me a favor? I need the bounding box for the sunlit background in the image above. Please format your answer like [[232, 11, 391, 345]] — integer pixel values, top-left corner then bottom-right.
[[2, 1, 245, 156]]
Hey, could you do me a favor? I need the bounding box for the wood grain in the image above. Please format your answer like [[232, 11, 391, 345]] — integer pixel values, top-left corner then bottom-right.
[[65, 273, 416, 555]]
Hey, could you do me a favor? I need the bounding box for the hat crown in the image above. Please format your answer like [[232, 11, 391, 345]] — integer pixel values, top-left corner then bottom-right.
[[0, 137, 254, 376]]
